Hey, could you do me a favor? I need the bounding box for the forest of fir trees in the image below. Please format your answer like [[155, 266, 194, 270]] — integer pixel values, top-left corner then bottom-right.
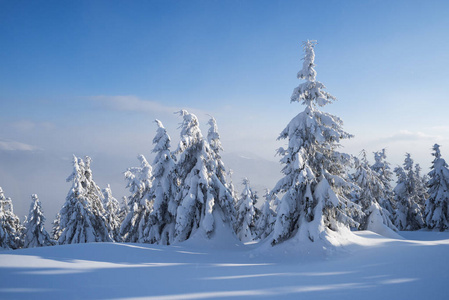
[[1, 40, 449, 250]]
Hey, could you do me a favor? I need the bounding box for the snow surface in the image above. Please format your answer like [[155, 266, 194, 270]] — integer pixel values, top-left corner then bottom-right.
[[1, 231, 448, 299]]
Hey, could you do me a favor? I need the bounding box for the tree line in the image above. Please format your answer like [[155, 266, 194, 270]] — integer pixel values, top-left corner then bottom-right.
[[1, 40, 448, 250]]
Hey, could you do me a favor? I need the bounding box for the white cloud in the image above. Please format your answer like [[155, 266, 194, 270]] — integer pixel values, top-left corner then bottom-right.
[[90, 95, 208, 118], [11, 121, 54, 132], [0, 140, 40, 151], [379, 130, 439, 143]]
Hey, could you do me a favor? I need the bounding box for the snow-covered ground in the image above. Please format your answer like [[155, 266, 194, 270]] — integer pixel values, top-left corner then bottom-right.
[[0, 231, 448, 300]]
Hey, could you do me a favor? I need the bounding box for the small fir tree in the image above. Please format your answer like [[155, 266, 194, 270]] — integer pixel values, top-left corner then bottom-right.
[[51, 213, 62, 242], [371, 149, 395, 215], [23, 194, 55, 248], [425, 144, 449, 231], [235, 178, 257, 242], [393, 154, 425, 230], [352, 150, 396, 232], [102, 184, 121, 242], [120, 155, 153, 243], [118, 197, 129, 224], [0, 187, 23, 249], [255, 189, 278, 240], [58, 156, 112, 244]]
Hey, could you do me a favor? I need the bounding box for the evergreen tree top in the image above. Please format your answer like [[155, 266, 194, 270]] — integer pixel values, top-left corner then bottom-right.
[[403, 153, 414, 171], [175, 110, 203, 154], [152, 119, 171, 153], [297, 40, 317, 81], [433, 144, 442, 159], [291, 40, 335, 107], [207, 116, 223, 154]]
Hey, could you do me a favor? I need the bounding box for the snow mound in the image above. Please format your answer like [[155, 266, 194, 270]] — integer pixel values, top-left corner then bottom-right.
[[177, 209, 243, 251]]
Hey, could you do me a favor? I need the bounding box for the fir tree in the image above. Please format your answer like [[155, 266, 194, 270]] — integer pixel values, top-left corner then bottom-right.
[[393, 153, 425, 230], [147, 119, 177, 245], [58, 156, 112, 244], [235, 178, 257, 242], [371, 149, 395, 215], [255, 189, 278, 240], [51, 213, 62, 242], [0, 187, 23, 249], [172, 110, 236, 243], [23, 194, 54, 248], [352, 150, 396, 232], [270, 40, 357, 245], [120, 155, 153, 243], [425, 144, 449, 231], [102, 184, 121, 242], [415, 164, 428, 208], [118, 197, 129, 224]]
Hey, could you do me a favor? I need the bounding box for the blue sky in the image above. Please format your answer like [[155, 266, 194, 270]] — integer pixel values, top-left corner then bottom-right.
[[1, 0, 449, 220]]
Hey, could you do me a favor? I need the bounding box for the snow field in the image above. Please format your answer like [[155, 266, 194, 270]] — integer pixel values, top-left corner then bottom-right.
[[0, 231, 448, 300]]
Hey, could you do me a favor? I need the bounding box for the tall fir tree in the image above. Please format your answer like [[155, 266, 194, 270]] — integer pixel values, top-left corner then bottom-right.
[[206, 116, 236, 226], [102, 184, 121, 242], [371, 149, 395, 215], [425, 144, 449, 231], [235, 178, 257, 242], [0, 187, 23, 249], [172, 110, 236, 243], [352, 150, 396, 232], [120, 155, 153, 243], [270, 40, 357, 245], [23, 194, 55, 248], [58, 156, 112, 244], [147, 120, 177, 245]]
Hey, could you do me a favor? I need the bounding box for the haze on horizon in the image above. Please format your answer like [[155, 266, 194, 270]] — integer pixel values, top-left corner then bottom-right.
[[1, 0, 448, 223]]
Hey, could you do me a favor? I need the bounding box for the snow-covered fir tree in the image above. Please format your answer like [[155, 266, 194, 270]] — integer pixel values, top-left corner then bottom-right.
[[235, 178, 257, 242], [414, 163, 428, 208], [270, 40, 357, 245], [352, 150, 396, 233], [172, 110, 236, 243], [102, 184, 121, 242], [118, 196, 129, 224], [58, 156, 112, 244], [207, 116, 237, 224], [255, 189, 278, 240], [0, 187, 23, 249], [425, 144, 449, 231], [23, 194, 54, 248], [51, 213, 62, 242], [147, 119, 177, 245], [371, 149, 395, 215], [393, 153, 425, 230], [120, 155, 153, 243]]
